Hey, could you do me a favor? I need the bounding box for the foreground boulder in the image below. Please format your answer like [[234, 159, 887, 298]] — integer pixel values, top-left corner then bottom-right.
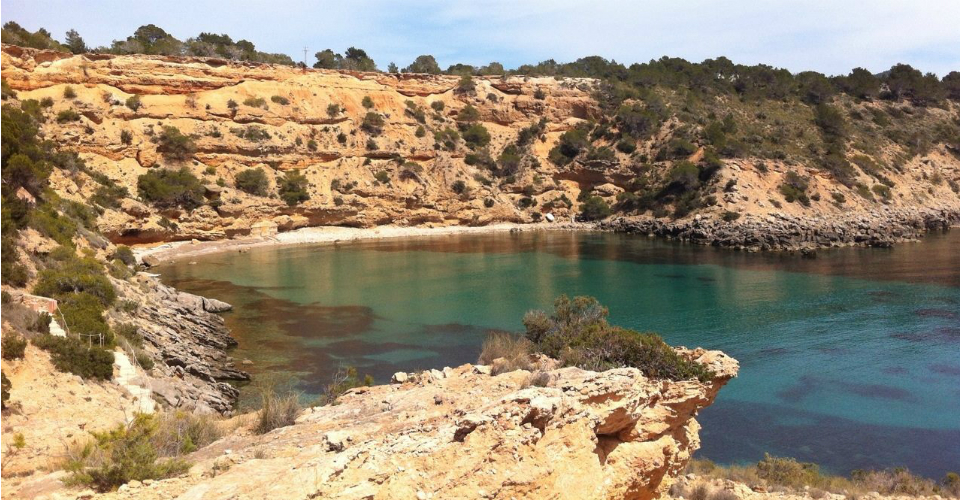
[[150, 349, 738, 500]]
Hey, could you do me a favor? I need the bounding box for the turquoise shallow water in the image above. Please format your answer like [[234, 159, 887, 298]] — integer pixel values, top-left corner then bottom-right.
[[158, 230, 960, 477]]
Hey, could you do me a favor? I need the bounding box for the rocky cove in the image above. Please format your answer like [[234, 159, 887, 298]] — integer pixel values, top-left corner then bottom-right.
[[2, 26, 960, 500]]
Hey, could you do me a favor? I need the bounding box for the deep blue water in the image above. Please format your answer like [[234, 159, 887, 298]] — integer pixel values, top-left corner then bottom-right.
[[159, 230, 960, 478]]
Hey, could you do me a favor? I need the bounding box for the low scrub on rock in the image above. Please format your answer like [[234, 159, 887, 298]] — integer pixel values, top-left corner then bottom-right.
[[277, 170, 310, 206], [523, 295, 713, 381], [234, 167, 270, 196], [686, 455, 960, 498], [316, 365, 374, 407], [64, 413, 202, 491], [478, 331, 535, 375], [137, 167, 205, 210], [32, 335, 114, 380], [2, 333, 27, 360]]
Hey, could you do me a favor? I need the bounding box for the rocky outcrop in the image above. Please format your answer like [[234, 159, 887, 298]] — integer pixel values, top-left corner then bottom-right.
[[111, 273, 248, 413], [94, 349, 738, 500], [603, 206, 960, 252]]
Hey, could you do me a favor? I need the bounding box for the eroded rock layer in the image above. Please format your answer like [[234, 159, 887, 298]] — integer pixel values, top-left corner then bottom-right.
[[94, 350, 738, 500]]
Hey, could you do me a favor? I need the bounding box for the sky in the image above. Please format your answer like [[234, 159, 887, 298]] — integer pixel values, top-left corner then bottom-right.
[[3, 0, 959, 77]]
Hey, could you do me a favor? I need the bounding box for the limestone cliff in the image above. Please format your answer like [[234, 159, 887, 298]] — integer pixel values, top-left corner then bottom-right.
[[81, 350, 738, 500], [4, 44, 957, 250]]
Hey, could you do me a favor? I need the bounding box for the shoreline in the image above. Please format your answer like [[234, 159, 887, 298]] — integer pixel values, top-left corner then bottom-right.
[[134, 208, 960, 266], [134, 221, 594, 265]]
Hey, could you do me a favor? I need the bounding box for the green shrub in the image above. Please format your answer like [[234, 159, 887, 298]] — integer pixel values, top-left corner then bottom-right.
[[451, 180, 467, 194], [277, 170, 310, 206], [114, 323, 142, 346], [125, 95, 141, 111], [434, 127, 460, 150], [415, 125, 426, 138], [58, 293, 115, 342], [63, 86, 77, 99], [756, 454, 823, 490], [374, 170, 390, 184], [235, 125, 271, 142], [523, 295, 713, 381], [120, 130, 133, 145], [404, 100, 426, 123], [137, 167, 205, 210], [361, 96, 374, 109], [579, 195, 611, 221], [779, 171, 810, 205], [2, 79, 17, 99], [548, 127, 589, 165], [457, 104, 480, 122], [112, 246, 136, 267], [430, 101, 444, 112], [235, 168, 270, 196], [668, 161, 701, 191], [34, 254, 116, 307], [721, 211, 741, 222], [326, 103, 340, 117], [56, 109, 81, 123], [227, 99, 238, 109], [457, 75, 476, 93], [872, 183, 892, 201], [270, 95, 289, 105], [242, 96, 266, 108], [2, 334, 27, 360], [91, 182, 129, 209], [32, 335, 114, 380], [462, 123, 491, 149], [616, 138, 637, 154], [306, 139, 318, 151], [361, 112, 384, 134], [156, 126, 196, 162], [533, 88, 546, 100], [1, 372, 9, 408], [64, 413, 190, 491], [316, 366, 373, 407]]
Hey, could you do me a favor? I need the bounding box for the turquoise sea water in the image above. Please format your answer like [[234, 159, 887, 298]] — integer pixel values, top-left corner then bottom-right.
[[158, 231, 960, 477]]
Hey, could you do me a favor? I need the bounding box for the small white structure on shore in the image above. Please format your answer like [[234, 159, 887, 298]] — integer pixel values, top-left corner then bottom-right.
[[545, 213, 555, 222], [250, 220, 278, 238]]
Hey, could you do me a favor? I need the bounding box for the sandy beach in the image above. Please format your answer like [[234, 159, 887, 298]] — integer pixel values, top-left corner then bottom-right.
[[133, 222, 595, 264]]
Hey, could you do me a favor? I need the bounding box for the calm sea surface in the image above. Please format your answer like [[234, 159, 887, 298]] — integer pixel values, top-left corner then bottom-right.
[[158, 230, 960, 477]]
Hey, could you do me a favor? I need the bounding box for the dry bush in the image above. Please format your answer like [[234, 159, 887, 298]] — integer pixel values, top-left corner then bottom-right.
[[521, 370, 552, 388], [63, 413, 191, 491], [253, 377, 302, 435], [478, 331, 534, 375], [685, 456, 959, 498], [851, 468, 944, 497], [689, 484, 709, 500], [316, 365, 373, 406], [153, 410, 224, 457]]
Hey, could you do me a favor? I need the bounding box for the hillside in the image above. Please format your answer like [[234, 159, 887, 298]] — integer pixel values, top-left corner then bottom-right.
[[2, 45, 958, 250]]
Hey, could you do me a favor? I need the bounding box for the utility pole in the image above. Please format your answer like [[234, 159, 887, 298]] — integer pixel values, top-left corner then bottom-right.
[[303, 47, 308, 69]]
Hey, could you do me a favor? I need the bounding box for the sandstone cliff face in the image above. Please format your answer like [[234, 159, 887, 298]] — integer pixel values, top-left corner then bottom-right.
[[3, 45, 959, 249], [88, 349, 738, 500], [1, 45, 599, 243]]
